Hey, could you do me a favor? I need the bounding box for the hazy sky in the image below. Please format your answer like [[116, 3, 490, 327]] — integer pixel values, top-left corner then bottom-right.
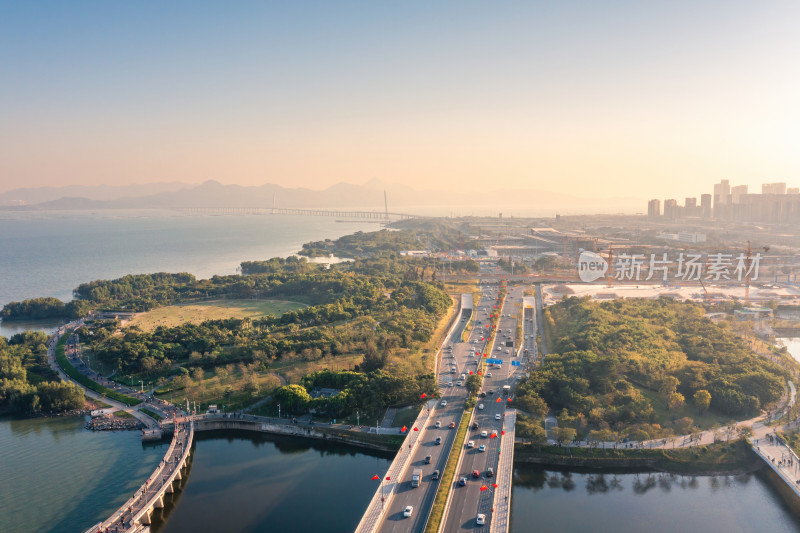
[[2, 1, 799, 200]]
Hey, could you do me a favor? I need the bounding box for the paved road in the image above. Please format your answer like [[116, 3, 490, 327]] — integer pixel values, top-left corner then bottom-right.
[[47, 329, 162, 429], [377, 305, 472, 533], [442, 278, 525, 532]]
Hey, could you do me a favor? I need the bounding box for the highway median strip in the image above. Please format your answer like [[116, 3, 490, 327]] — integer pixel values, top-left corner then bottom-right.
[[55, 334, 142, 406], [424, 408, 473, 533]]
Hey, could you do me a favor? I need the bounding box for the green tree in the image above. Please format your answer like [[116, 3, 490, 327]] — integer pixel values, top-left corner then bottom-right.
[[465, 374, 482, 396], [272, 384, 312, 414], [515, 393, 548, 419], [659, 376, 680, 398], [667, 392, 685, 411], [552, 427, 577, 445], [693, 389, 711, 412]]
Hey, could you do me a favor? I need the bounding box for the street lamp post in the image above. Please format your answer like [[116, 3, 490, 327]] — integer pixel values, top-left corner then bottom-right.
[[278, 404, 281, 419]]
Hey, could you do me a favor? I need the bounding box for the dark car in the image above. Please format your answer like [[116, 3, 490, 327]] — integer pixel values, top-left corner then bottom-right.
[[435, 437, 442, 445], [425, 455, 432, 464], [480, 392, 486, 398], [487, 467, 494, 477], [458, 477, 467, 486], [432, 469, 440, 480], [471, 422, 479, 430]]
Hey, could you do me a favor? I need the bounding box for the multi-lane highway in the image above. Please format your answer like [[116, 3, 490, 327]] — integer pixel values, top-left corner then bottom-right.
[[375, 263, 534, 533], [442, 278, 528, 532], [377, 305, 474, 533]]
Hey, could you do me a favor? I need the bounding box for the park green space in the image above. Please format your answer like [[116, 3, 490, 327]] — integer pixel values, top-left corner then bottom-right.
[[125, 298, 306, 332], [516, 297, 792, 441]]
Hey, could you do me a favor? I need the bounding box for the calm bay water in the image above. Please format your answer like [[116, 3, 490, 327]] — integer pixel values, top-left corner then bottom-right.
[[153, 431, 392, 533], [0, 415, 167, 533], [511, 465, 800, 532], [0, 209, 369, 337]]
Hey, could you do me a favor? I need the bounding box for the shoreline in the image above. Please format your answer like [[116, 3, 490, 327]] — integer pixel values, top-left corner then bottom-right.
[[513, 440, 765, 476]]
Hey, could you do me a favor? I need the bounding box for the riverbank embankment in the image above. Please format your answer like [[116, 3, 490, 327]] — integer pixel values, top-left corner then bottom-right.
[[513, 440, 764, 475]]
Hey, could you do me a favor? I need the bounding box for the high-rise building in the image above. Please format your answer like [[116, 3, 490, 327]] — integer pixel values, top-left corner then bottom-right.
[[685, 197, 697, 208], [700, 194, 712, 218], [663, 199, 679, 218], [731, 185, 748, 204], [788, 188, 800, 195], [713, 179, 731, 219], [647, 199, 661, 217], [713, 179, 730, 207], [763, 182, 787, 195]]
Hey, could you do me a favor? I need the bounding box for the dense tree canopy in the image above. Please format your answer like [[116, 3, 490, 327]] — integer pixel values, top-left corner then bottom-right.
[[0, 332, 84, 414], [516, 297, 788, 439]]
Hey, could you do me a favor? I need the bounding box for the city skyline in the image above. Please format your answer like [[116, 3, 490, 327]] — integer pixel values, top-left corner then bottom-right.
[[3, 1, 800, 201]]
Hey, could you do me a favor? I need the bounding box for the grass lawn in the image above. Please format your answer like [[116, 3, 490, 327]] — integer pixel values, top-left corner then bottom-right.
[[392, 406, 421, 428], [125, 298, 306, 331]]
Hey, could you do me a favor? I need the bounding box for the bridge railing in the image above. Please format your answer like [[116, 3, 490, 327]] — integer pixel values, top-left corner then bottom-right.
[[130, 421, 194, 526], [85, 420, 193, 533]]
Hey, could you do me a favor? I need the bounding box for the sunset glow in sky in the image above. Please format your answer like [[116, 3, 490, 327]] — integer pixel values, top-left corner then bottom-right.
[[2, 1, 799, 200]]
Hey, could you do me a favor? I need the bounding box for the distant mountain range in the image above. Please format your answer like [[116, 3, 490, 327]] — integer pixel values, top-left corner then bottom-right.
[[0, 179, 642, 214]]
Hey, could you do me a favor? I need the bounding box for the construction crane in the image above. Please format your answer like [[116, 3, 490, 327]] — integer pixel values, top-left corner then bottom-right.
[[744, 241, 752, 305], [699, 277, 711, 303]]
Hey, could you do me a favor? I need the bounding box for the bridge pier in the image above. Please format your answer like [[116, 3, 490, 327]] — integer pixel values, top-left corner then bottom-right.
[[140, 508, 152, 525], [154, 494, 165, 509]]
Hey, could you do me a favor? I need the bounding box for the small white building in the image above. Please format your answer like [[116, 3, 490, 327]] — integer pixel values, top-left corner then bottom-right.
[[657, 231, 707, 244]]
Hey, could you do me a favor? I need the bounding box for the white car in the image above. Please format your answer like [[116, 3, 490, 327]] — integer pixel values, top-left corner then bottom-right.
[[435, 421, 441, 428], [487, 372, 492, 377], [496, 346, 502, 351], [404, 506, 413, 518], [441, 400, 447, 406], [479, 444, 486, 452], [495, 413, 502, 420], [456, 381, 463, 386], [478, 403, 484, 410], [467, 440, 475, 448], [477, 513, 486, 525], [481, 430, 488, 437]]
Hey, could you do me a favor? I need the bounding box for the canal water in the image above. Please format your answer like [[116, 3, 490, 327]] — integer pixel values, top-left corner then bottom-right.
[[153, 431, 393, 533], [510, 465, 800, 532], [779, 337, 800, 364], [0, 416, 392, 533]]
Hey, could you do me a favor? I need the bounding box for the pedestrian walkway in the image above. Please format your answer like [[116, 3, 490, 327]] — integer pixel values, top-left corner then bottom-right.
[[750, 432, 800, 499], [355, 400, 436, 533], [491, 409, 516, 533]]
